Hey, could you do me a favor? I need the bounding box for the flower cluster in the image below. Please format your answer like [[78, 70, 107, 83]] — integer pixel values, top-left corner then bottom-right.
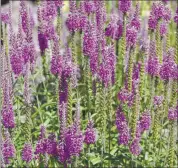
[[2, 131, 16, 164], [84, 120, 97, 145], [105, 16, 123, 40], [119, 0, 132, 13], [159, 48, 177, 80], [116, 106, 130, 145], [22, 143, 33, 163], [168, 106, 178, 120]]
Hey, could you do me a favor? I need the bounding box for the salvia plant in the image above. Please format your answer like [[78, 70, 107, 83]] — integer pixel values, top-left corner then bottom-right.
[[0, 0, 177, 167]]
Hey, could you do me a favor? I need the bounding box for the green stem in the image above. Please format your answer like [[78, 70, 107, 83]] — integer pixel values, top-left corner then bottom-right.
[[168, 121, 176, 167], [127, 49, 134, 92]]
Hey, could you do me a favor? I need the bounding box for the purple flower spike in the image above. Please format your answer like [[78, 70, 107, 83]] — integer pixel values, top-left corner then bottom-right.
[[118, 88, 130, 103], [154, 96, 164, 107], [159, 48, 177, 80], [83, 22, 97, 57], [105, 16, 123, 40], [131, 17, 141, 31], [140, 111, 151, 132], [2, 131, 16, 164], [148, 16, 157, 30], [129, 138, 141, 156], [65, 126, 83, 157], [146, 41, 159, 76], [54, 0, 63, 8], [57, 141, 69, 163], [41, 1, 57, 22], [116, 106, 130, 145], [46, 134, 58, 156], [66, 11, 87, 32], [34, 126, 46, 155], [50, 56, 63, 76], [2, 103, 15, 128], [22, 143, 33, 163], [84, 1, 96, 14], [160, 22, 167, 36], [1, 12, 9, 24], [119, 0, 131, 13], [168, 107, 178, 120], [10, 52, 23, 76], [50, 38, 63, 76], [174, 8, 178, 24], [38, 32, 48, 54], [126, 27, 137, 47], [118, 128, 130, 145], [84, 121, 97, 145], [163, 6, 171, 22], [151, 2, 165, 20]]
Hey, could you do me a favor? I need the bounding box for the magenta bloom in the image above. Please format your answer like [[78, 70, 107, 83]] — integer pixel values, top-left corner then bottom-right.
[[147, 56, 160, 77], [41, 1, 57, 21], [66, 12, 87, 32], [50, 56, 63, 76], [54, 0, 63, 8], [84, 1, 96, 14], [20, 1, 28, 34], [50, 38, 63, 76], [2, 103, 15, 128], [105, 20, 123, 40], [57, 141, 69, 163], [118, 88, 130, 103], [2, 131, 16, 164], [154, 96, 164, 107], [83, 22, 97, 56], [34, 126, 46, 155], [151, 2, 164, 20], [1, 12, 9, 24], [174, 8, 178, 24], [46, 134, 58, 156], [65, 126, 83, 157], [160, 22, 167, 36], [163, 6, 171, 22], [139, 111, 151, 132], [62, 48, 75, 79], [131, 17, 141, 31], [90, 51, 98, 75], [129, 138, 141, 156], [43, 23, 56, 40], [10, 52, 23, 76], [99, 45, 116, 86], [118, 127, 130, 145], [159, 49, 177, 80], [22, 143, 33, 163], [116, 106, 130, 145], [146, 41, 159, 76], [99, 63, 111, 87], [84, 121, 97, 145], [148, 16, 157, 30], [22, 42, 36, 64], [168, 107, 178, 120], [38, 32, 48, 54], [119, 0, 131, 13], [126, 27, 137, 47]]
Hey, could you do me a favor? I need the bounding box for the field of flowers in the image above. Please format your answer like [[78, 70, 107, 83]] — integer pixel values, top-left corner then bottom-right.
[[0, 0, 177, 167]]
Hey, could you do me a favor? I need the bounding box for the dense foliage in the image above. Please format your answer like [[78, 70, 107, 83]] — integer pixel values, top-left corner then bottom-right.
[[0, 0, 177, 167]]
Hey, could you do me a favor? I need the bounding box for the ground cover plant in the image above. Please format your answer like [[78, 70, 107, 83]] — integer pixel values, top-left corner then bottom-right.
[[0, 0, 177, 167]]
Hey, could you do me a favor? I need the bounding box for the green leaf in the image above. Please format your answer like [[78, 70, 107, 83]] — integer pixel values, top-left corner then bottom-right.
[[110, 147, 118, 156], [91, 157, 101, 165]]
